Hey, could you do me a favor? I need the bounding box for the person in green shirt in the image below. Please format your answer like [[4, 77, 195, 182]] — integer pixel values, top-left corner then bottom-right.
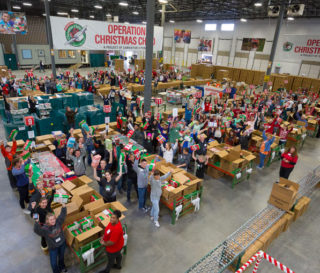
[[169, 120, 181, 143]]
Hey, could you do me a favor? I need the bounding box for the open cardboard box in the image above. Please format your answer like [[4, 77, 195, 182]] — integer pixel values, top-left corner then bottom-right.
[[268, 178, 299, 211], [71, 186, 103, 207], [54, 195, 83, 217], [90, 201, 127, 229], [144, 154, 165, 166], [162, 185, 188, 204], [155, 161, 183, 174], [220, 149, 246, 172], [182, 171, 203, 192], [63, 210, 103, 251], [61, 180, 78, 194]]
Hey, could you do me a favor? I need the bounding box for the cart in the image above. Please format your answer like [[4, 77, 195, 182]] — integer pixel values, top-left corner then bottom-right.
[[207, 161, 254, 189], [70, 224, 128, 273], [266, 143, 285, 167], [160, 187, 203, 225]]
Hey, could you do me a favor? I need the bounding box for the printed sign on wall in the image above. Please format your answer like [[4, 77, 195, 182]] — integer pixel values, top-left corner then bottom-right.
[[50, 16, 163, 51]]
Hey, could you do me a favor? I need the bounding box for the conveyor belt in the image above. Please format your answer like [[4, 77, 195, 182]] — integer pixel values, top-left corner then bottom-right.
[[186, 166, 320, 273]]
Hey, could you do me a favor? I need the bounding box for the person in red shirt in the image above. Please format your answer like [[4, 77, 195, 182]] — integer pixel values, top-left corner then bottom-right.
[[280, 146, 298, 179], [99, 210, 124, 273], [0, 138, 17, 189]]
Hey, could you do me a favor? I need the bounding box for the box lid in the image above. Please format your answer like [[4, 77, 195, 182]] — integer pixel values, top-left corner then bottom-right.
[[78, 175, 93, 184], [61, 180, 76, 193], [75, 226, 103, 243], [83, 198, 105, 212]]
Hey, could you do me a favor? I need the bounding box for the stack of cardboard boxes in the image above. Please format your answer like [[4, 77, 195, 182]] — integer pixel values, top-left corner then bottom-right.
[[54, 177, 127, 251], [134, 59, 145, 71], [115, 59, 124, 72], [0, 65, 9, 78]]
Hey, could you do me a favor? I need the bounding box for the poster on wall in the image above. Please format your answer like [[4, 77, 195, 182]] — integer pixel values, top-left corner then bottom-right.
[[50, 16, 163, 51], [0, 11, 27, 34], [241, 38, 265, 52], [174, 29, 191, 44], [198, 39, 213, 52], [279, 35, 320, 61]]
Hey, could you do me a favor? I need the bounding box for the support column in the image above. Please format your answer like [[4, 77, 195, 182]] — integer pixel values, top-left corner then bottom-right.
[[161, 4, 166, 26], [44, 0, 57, 79], [143, 0, 155, 113], [7, 0, 19, 69], [263, 4, 285, 90]]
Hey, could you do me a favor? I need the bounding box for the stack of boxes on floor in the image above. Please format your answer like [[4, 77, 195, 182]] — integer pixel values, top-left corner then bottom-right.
[[229, 177, 312, 272], [115, 59, 124, 72], [0, 65, 9, 79], [57, 176, 127, 251]]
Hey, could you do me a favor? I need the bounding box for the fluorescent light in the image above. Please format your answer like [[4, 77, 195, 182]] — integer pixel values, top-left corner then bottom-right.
[[196, 19, 203, 23], [159, 9, 163, 12], [71, 9, 79, 13], [90, 15, 95, 18], [142, 21, 146, 24], [287, 17, 294, 21], [22, 2, 32, 6], [119, 2, 128, 6], [205, 23, 216, 31], [169, 20, 175, 23], [132, 11, 139, 15], [42, 13, 46, 16], [74, 17, 79, 20], [158, 0, 168, 3], [240, 18, 247, 22], [221, 23, 234, 31], [106, 13, 112, 17], [124, 21, 129, 24], [12, 6, 21, 10], [57, 12, 68, 16], [94, 5, 103, 9], [254, 2, 262, 7]]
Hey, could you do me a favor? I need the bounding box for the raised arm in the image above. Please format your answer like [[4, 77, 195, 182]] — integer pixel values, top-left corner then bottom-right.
[[93, 167, 101, 182], [160, 171, 171, 182]]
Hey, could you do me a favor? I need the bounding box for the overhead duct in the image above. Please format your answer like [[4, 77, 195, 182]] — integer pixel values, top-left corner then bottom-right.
[[287, 4, 305, 16], [268, 5, 280, 17]]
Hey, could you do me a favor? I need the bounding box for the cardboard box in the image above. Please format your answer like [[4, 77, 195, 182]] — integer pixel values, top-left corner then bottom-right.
[[207, 165, 224, 179], [281, 211, 294, 232], [162, 185, 188, 202], [83, 198, 105, 212], [183, 171, 203, 190], [220, 149, 246, 172], [268, 178, 299, 211], [156, 161, 183, 174], [61, 180, 77, 194], [77, 175, 93, 185], [64, 211, 103, 251], [172, 172, 191, 185], [241, 240, 264, 265]]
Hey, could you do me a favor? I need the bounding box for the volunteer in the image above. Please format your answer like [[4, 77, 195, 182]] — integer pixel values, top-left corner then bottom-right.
[[0, 138, 17, 189], [257, 131, 275, 170], [133, 157, 150, 212], [99, 210, 125, 273], [280, 147, 298, 179]]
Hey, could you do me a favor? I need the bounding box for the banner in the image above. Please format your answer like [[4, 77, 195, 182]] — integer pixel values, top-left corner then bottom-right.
[[174, 29, 191, 44], [279, 35, 320, 61], [241, 38, 265, 52], [50, 16, 163, 51], [204, 86, 224, 96], [0, 11, 27, 34], [198, 39, 213, 52]]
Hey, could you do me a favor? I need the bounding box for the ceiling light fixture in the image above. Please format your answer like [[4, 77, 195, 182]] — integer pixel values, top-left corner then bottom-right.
[[158, 0, 168, 3], [142, 21, 146, 24], [169, 20, 175, 23], [119, 2, 129, 6], [240, 18, 247, 22], [254, 2, 262, 7], [106, 13, 112, 17], [57, 12, 68, 15], [94, 5, 103, 9], [124, 21, 129, 24], [42, 13, 46, 16], [12, 6, 21, 9], [71, 9, 79, 13], [22, 2, 32, 6], [90, 15, 94, 18], [196, 19, 203, 23], [132, 11, 139, 15], [287, 17, 294, 20], [74, 17, 79, 20]]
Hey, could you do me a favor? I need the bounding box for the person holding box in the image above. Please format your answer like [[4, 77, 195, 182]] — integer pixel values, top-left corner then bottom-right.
[[149, 169, 172, 228], [0, 137, 17, 189], [34, 203, 67, 273]]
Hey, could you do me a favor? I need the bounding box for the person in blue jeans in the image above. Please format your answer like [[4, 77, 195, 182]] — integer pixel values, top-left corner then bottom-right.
[[150, 169, 172, 228], [34, 204, 67, 273], [257, 130, 275, 169], [133, 157, 150, 212]]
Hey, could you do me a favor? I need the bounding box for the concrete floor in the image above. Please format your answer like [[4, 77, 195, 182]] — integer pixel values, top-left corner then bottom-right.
[[0, 99, 320, 273]]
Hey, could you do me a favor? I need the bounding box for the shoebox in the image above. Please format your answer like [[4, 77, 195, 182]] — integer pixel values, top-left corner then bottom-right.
[[63, 210, 103, 251], [90, 202, 127, 229], [54, 195, 83, 217], [35, 134, 55, 144], [7, 139, 25, 147], [268, 178, 299, 211]]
